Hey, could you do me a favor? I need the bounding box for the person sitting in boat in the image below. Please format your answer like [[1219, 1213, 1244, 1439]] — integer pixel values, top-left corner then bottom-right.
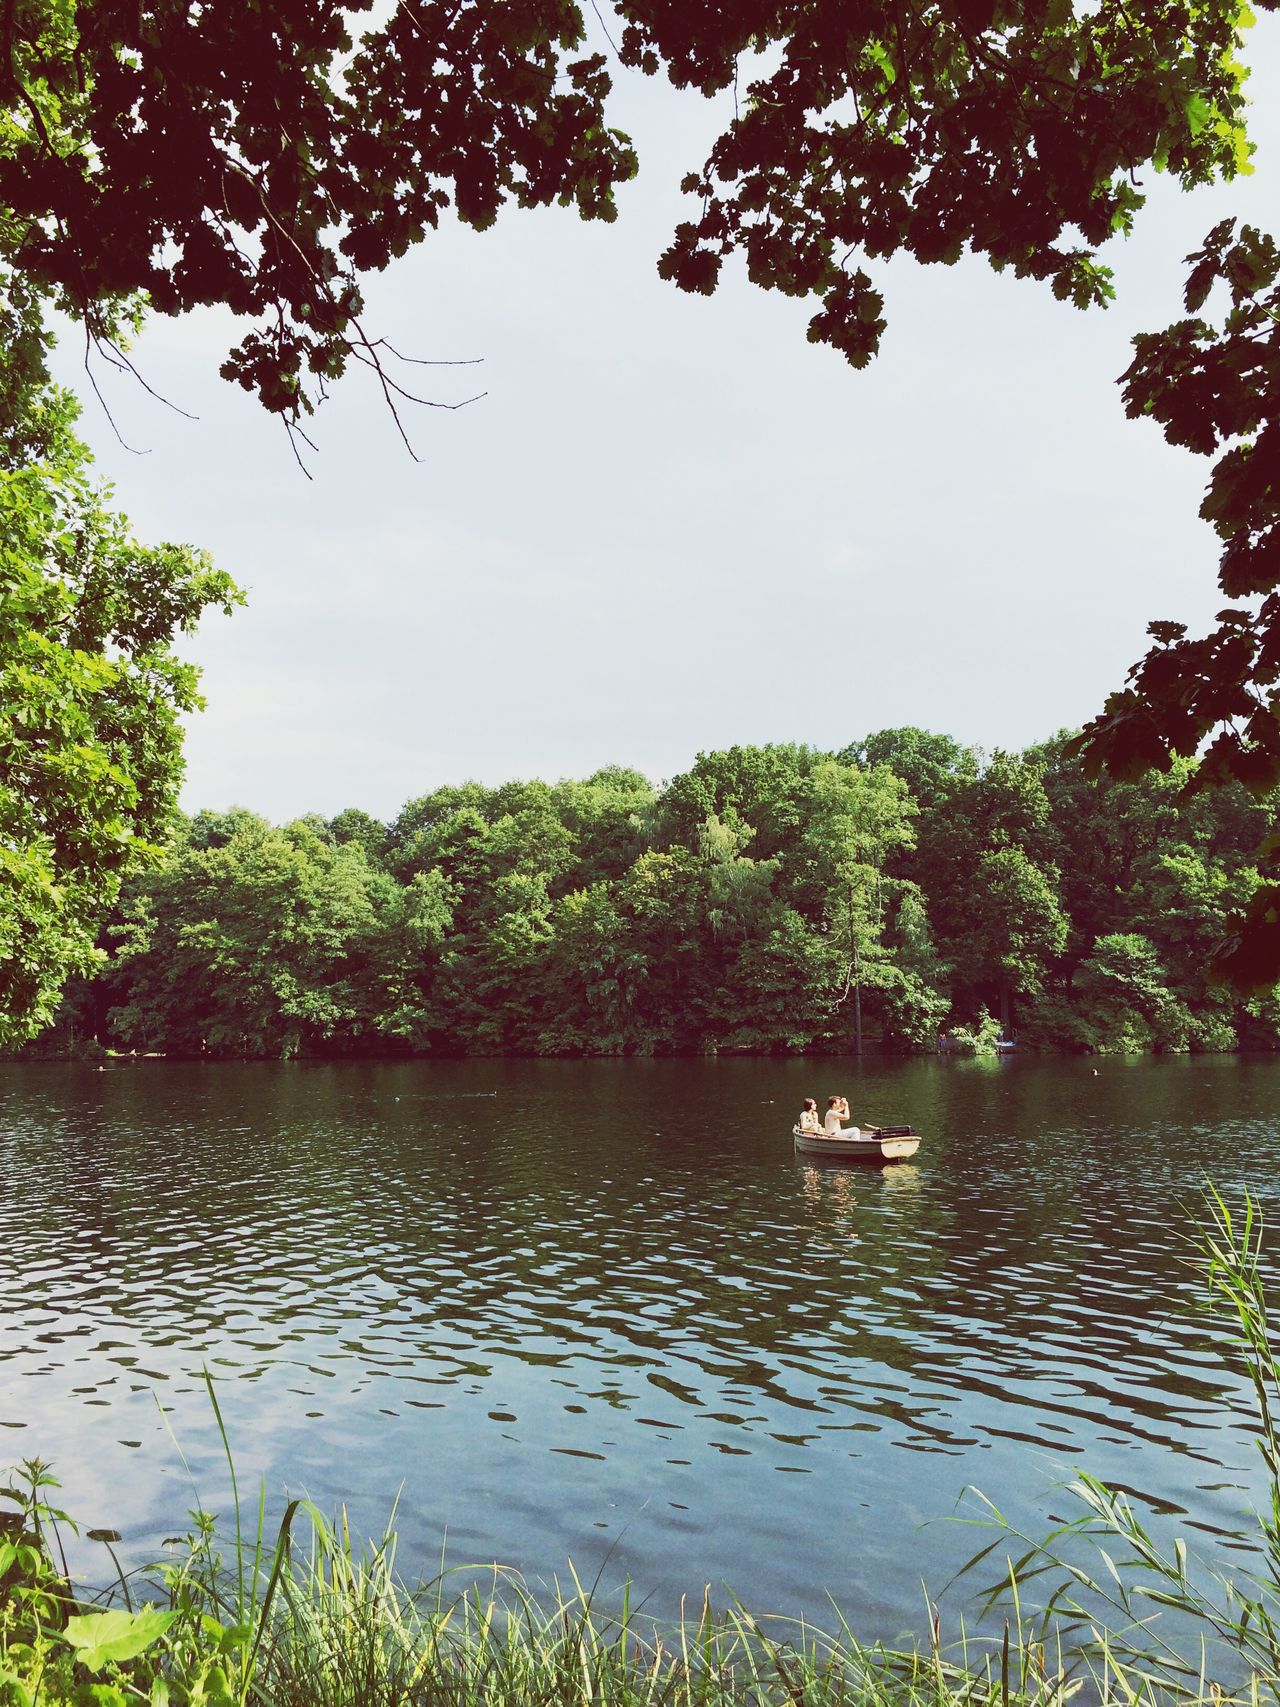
[[798, 1098, 824, 1135], [824, 1095, 860, 1137]]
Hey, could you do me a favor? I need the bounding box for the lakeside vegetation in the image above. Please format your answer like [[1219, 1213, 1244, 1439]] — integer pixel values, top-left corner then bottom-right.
[[2, 1189, 1278, 1707], [21, 729, 1280, 1061], [0, 2, 1276, 1050]]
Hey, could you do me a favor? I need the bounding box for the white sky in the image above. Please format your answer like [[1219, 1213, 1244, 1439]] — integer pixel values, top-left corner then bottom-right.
[[54, 16, 1280, 823]]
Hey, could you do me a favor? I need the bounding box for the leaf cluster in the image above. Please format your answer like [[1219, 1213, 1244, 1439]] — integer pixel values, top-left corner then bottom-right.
[[1069, 219, 1280, 985], [0, 0, 1262, 417], [633, 0, 1254, 366], [0, 0, 637, 424]]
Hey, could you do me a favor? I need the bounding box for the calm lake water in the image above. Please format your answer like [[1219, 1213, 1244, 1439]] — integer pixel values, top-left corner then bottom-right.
[[2, 1054, 1278, 1640]]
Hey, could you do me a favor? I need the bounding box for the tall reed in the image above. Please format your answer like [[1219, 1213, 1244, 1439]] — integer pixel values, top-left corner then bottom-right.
[[957, 1183, 1280, 1703]]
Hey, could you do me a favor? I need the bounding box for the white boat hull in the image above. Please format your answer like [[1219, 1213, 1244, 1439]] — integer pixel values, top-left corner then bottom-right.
[[792, 1125, 921, 1164]]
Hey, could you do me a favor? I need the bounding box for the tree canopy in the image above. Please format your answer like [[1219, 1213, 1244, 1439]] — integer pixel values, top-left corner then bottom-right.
[[0, 0, 1259, 416], [1, 0, 1278, 1003], [27, 730, 1280, 1061], [0, 296, 240, 1046], [1069, 220, 1280, 986]]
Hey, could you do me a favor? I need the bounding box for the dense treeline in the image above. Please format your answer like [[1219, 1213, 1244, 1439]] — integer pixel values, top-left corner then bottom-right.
[[31, 729, 1280, 1059]]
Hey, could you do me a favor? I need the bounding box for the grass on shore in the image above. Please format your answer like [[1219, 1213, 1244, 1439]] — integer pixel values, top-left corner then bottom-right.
[[3, 1186, 1279, 1707]]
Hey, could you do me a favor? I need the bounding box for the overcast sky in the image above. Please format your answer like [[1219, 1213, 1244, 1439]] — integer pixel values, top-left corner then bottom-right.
[[53, 16, 1280, 824]]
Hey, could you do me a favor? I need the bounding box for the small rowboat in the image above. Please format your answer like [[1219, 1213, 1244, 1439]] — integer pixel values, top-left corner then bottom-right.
[[792, 1124, 921, 1164]]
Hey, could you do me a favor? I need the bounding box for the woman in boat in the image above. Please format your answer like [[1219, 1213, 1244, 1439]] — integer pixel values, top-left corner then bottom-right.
[[798, 1098, 824, 1135]]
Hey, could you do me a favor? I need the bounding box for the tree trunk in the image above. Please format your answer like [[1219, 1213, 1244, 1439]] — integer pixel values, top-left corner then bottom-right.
[[853, 938, 862, 1057]]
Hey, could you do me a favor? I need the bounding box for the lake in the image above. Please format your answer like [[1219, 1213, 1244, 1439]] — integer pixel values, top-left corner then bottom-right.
[[1, 1054, 1277, 1642]]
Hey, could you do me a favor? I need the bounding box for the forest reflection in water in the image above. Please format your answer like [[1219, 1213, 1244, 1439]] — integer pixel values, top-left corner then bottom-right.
[[0, 1053, 1276, 1639]]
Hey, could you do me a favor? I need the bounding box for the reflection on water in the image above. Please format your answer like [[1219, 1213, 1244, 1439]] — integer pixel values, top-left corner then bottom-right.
[[0, 1054, 1277, 1638]]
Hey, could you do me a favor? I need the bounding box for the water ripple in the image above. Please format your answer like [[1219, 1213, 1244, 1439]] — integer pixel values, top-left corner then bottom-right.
[[1, 1054, 1276, 1631]]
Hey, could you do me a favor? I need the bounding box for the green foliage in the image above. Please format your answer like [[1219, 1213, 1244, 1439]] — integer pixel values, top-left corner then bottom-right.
[[60, 1610, 176, 1673], [1069, 220, 1280, 983], [1075, 221, 1280, 803], [0, 5, 1274, 988], [991, 734, 1280, 1049], [0, 343, 239, 1049], [26, 728, 1280, 1060], [950, 847, 1068, 1019], [0, 0, 1257, 419], [841, 729, 978, 815], [876, 743, 1070, 1032], [1070, 932, 1192, 1053], [0, 0, 636, 423], [640, 0, 1258, 367], [106, 814, 451, 1058], [0, 2, 1275, 984], [5, 1443, 1071, 1707], [941, 1007, 1003, 1056]]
